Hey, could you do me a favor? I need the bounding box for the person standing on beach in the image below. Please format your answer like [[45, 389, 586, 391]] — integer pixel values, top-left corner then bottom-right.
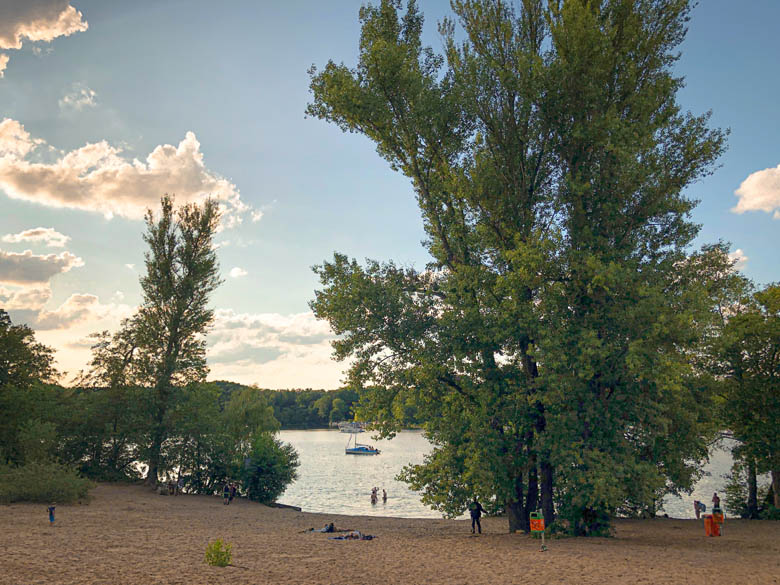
[[47, 505, 55, 525], [223, 482, 230, 505], [468, 497, 486, 534], [382, 489, 387, 503], [229, 482, 237, 503], [712, 492, 720, 509]]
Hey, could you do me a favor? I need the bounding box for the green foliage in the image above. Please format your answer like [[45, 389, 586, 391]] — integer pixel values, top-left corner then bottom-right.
[[204, 538, 233, 567], [715, 284, 780, 509], [0, 310, 57, 388], [1, 311, 59, 466], [240, 433, 299, 504], [0, 461, 94, 504], [724, 462, 752, 518], [308, 0, 727, 534], [82, 196, 223, 485]]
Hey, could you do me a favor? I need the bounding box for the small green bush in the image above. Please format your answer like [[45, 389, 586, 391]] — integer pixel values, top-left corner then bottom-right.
[[240, 433, 299, 504], [760, 506, 780, 520], [204, 538, 233, 567], [0, 461, 94, 504]]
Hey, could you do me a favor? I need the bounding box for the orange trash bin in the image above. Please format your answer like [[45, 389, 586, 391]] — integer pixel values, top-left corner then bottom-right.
[[703, 514, 714, 536]]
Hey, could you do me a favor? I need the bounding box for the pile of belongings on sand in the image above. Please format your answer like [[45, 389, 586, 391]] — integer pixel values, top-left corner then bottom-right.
[[304, 523, 375, 540]]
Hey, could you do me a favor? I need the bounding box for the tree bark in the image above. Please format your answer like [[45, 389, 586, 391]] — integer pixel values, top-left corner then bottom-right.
[[507, 500, 525, 533], [540, 458, 555, 525], [507, 475, 527, 533], [747, 457, 758, 518]]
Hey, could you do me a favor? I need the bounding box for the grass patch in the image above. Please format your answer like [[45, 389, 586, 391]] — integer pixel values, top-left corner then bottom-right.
[[204, 538, 233, 567]]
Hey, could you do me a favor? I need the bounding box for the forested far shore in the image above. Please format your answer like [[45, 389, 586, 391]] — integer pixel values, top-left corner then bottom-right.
[[215, 381, 362, 429]]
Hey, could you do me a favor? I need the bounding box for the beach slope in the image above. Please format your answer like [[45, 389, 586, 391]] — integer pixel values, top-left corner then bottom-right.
[[1, 484, 778, 585]]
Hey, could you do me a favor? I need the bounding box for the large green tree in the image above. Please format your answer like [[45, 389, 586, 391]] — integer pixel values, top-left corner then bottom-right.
[[0, 310, 57, 465], [308, 0, 725, 533], [87, 196, 222, 486]]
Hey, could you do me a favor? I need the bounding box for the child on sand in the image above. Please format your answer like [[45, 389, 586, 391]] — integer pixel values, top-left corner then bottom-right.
[[223, 483, 230, 505], [47, 505, 55, 525], [229, 483, 236, 503]]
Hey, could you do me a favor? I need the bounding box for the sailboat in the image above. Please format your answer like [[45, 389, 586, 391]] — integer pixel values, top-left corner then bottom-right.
[[345, 431, 380, 455]]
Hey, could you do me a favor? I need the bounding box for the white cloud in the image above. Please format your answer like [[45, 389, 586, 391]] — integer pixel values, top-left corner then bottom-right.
[[32, 293, 129, 330], [251, 210, 264, 222], [0, 248, 83, 284], [733, 164, 780, 220], [0, 53, 8, 77], [0, 284, 51, 310], [728, 248, 748, 271], [229, 267, 247, 278], [125, 263, 135, 271], [8, 291, 135, 377], [0, 119, 44, 158], [0, 119, 254, 227], [59, 83, 97, 111], [2, 227, 70, 248], [207, 309, 342, 388], [0, 1, 87, 78], [0, 1, 88, 49]]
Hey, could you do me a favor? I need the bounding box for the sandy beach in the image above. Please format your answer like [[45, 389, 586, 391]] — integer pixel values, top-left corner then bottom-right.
[[1, 484, 778, 585]]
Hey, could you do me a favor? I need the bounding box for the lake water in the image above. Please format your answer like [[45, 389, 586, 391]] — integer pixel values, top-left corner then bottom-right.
[[276, 429, 738, 519]]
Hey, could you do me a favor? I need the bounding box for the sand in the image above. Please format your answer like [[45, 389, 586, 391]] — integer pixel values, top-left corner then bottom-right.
[[1, 484, 778, 585]]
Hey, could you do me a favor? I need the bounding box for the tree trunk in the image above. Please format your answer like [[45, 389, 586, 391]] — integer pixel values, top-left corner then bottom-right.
[[526, 456, 539, 522], [747, 457, 758, 518], [506, 475, 527, 533], [772, 470, 780, 509], [145, 421, 165, 487], [507, 500, 525, 533], [145, 441, 160, 487], [540, 459, 555, 525]]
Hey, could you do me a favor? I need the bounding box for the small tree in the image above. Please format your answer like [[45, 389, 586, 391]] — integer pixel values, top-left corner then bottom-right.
[[240, 433, 299, 504], [718, 284, 780, 510]]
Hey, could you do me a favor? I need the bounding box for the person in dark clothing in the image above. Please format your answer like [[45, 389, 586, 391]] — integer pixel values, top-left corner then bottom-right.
[[229, 483, 237, 503], [468, 497, 486, 534], [223, 482, 230, 505]]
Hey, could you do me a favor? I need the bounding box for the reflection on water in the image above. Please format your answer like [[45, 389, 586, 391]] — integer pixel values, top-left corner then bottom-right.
[[277, 429, 440, 518], [277, 430, 737, 519]]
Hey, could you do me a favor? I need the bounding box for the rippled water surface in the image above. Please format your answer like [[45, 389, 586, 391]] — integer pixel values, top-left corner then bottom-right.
[[277, 430, 738, 519]]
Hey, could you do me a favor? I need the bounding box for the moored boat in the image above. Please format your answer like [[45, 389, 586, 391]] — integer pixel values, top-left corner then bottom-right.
[[345, 432, 380, 455]]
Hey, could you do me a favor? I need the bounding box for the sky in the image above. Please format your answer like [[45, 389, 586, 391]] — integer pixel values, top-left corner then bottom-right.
[[0, 1, 778, 389]]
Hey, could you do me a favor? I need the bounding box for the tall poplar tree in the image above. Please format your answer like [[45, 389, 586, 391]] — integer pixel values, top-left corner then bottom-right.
[[139, 196, 222, 485], [308, 0, 726, 532], [88, 196, 222, 486]]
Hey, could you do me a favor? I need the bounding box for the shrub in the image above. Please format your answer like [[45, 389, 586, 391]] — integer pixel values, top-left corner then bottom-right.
[[240, 433, 299, 504], [204, 538, 232, 567], [760, 506, 780, 521], [0, 461, 94, 504]]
